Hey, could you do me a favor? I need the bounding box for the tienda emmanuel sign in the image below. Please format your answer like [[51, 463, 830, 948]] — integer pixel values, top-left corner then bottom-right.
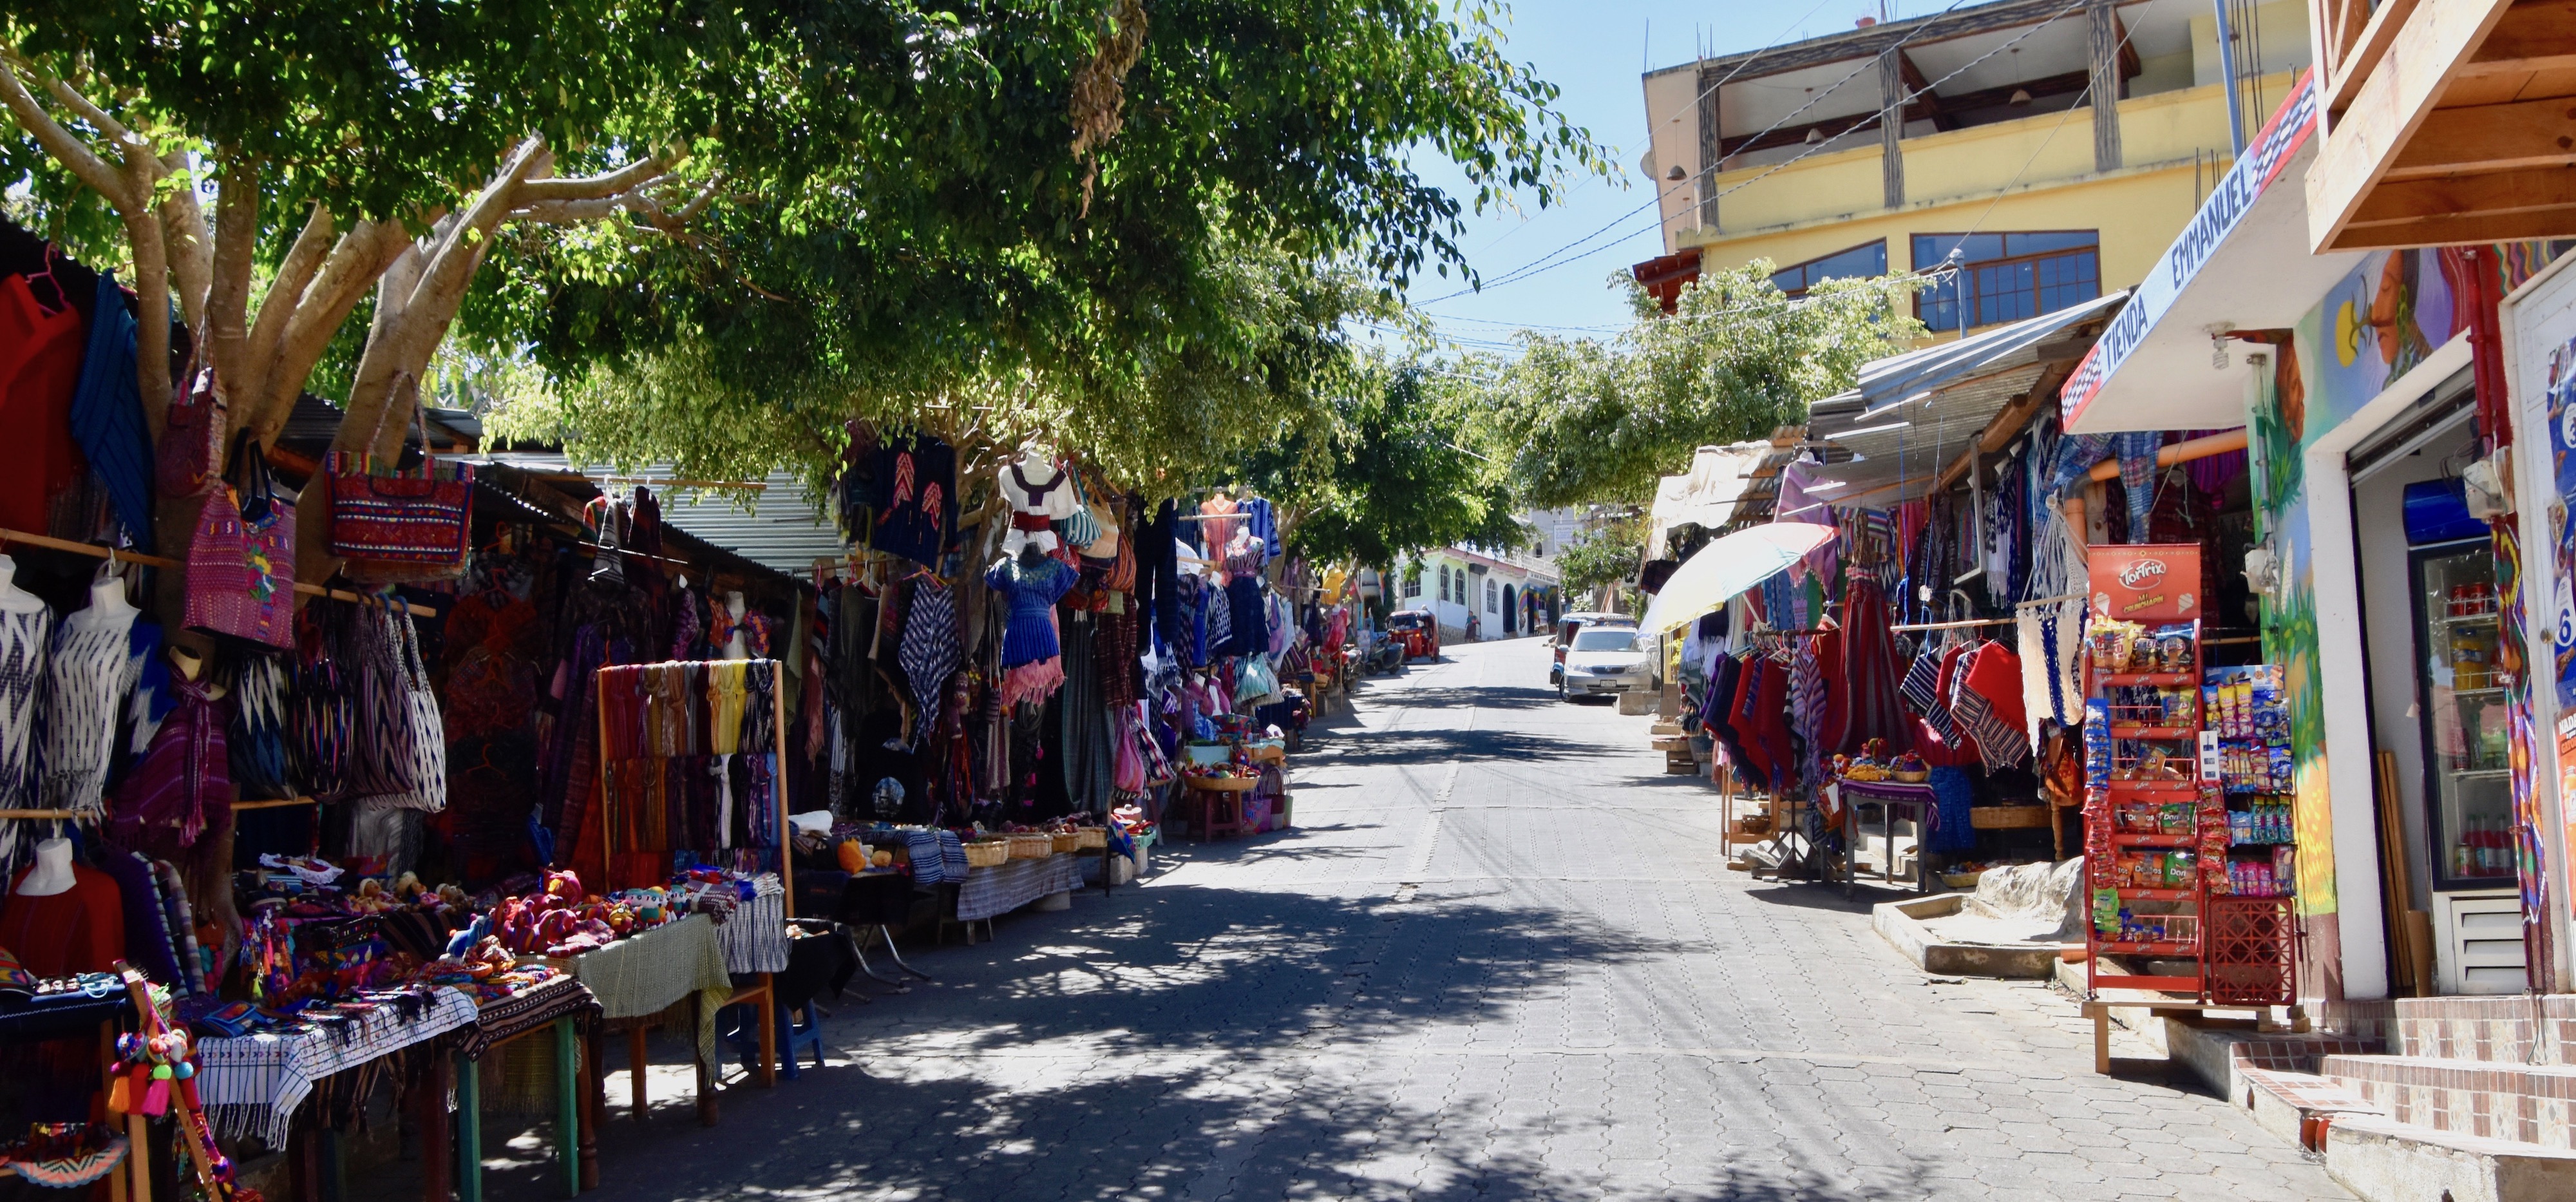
[[2060, 69, 2318, 426]]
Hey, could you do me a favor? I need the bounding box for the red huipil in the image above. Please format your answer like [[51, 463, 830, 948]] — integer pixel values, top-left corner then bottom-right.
[[0, 274, 85, 534]]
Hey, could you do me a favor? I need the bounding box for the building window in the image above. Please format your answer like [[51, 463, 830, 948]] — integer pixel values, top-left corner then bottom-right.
[[1910, 231, 2099, 332], [1770, 240, 1888, 298], [1403, 565, 1422, 599], [1485, 580, 1498, 611], [1437, 565, 1452, 603]]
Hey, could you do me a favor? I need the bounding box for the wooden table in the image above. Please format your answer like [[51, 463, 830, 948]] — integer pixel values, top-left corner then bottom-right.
[[1831, 779, 1938, 899]]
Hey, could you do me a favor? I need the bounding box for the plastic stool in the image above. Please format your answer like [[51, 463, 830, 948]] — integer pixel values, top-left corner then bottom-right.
[[775, 1001, 826, 1080]]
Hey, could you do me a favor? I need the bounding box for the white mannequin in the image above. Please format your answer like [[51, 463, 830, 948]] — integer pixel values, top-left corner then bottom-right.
[[0, 555, 42, 614], [723, 591, 750, 660], [17, 837, 75, 896], [169, 644, 227, 700], [73, 573, 139, 625]]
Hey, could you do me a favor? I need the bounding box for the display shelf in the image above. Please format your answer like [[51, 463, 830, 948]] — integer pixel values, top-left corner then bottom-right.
[[2109, 832, 2195, 848], [2096, 671, 2199, 687], [2092, 971, 2204, 993], [2115, 888, 2195, 901], [2108, 725, 2195, 740], [2094, 942, 2200, 957], [2104, 779, 2199, 796]]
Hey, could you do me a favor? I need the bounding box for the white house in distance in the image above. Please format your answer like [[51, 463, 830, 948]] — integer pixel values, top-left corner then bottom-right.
[[1397, 521, 1564, 642]]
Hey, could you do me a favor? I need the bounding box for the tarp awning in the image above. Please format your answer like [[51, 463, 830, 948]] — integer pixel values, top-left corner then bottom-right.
[[1801, 292, 2124, 507]]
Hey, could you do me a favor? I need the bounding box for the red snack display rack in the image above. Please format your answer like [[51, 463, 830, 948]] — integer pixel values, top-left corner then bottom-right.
[[2083, 615, 2210, 997]]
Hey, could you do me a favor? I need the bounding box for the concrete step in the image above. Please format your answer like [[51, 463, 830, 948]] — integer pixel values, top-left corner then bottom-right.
[[2323, 1054, 2576, 1149], [2323, 1112, 2576, 1202], [2396, 995, 2576, 1066], [2234, 1067, 2576, 1201]]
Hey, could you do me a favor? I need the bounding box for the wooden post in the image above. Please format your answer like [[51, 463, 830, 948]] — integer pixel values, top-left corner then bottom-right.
[[1878, 50, 1906, 209], [2088, 0, 2124, 171], [692, 994, 717, 1128], [580, 1024, 603, 1190], [554, 1019, 581, 1198], [453, 1054, 482, 1202], [419, 1053, 451, 1202], [773, 661, 794, 918], [625, 1027, 649, 1121]]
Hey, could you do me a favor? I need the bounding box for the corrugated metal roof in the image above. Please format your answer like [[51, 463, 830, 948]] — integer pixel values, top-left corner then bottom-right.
[[460, 453, 848, 578], [1801, 293, 2123, 506]]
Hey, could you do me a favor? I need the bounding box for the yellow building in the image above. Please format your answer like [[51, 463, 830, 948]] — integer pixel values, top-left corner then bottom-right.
[[1635, 0, 2309, 335]]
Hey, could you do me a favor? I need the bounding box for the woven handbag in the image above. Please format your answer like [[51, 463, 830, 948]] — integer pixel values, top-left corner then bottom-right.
[[328, 379, 471, 580], [350, 601, 447, 811], [156, 356, 224, 501], [184, 433, 296, 651]]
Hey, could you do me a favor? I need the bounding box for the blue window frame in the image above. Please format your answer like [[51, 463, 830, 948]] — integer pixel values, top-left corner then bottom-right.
[[1910, 231, 2099, 332], [1771, 240, 1889, 298]]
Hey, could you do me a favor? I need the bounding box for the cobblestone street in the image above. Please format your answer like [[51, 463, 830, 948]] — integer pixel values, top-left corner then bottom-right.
[[471, 637, 2353, 1201]]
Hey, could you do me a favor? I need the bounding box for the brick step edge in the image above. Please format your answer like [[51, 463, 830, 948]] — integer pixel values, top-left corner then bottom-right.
[[2239, 1067, 2385, 1152]]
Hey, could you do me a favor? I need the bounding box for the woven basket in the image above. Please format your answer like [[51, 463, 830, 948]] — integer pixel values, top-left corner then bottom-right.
[[1185, 775, 1258, 793], [963, 841, 1010, 869], [1007, 834, 1054, 860], [1050, 832, 1083, 854], [1074, 827, 1108, 850]]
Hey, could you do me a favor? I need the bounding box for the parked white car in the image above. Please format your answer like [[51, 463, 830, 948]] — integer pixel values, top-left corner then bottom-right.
[[1558, 625, 1653, 701]]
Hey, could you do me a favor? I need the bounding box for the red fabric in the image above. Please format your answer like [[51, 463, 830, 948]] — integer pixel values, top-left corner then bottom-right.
[[0, 864, 126, 978], [0, 275, 84, 535], [1835, 578, 1910, 754], [1961, 641, 2027, 733]]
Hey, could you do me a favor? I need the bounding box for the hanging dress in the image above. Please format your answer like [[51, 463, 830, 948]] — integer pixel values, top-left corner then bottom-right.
[[0, 599, 52, 813], [43, 592, 141, 813]]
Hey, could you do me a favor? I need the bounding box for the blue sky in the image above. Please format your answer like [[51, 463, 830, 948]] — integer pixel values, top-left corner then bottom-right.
[[1396, 1, 1905, 356]]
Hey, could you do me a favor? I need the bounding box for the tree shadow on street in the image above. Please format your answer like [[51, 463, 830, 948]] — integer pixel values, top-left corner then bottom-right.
[[404, 876, 1949, 1202]]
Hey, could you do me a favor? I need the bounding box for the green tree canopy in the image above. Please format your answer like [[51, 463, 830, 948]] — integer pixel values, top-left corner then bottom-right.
[[1229, 359, 1522, 569], [469, 0, 1602, 498], [1455, 263, 1924, 509]]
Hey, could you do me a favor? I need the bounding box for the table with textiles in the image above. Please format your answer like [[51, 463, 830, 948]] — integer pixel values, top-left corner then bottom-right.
[[714, 875, 789, 977], [542, 915, 731, 1129], [952, 854, 1086, 927], [193, 985, 480, 1149], [1830, 778, 1938, 899], [447, 973, 603, 1199]]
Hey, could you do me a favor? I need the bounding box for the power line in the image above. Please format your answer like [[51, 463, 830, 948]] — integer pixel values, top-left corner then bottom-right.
[[1416, 0, 2094, 306], [1413, 0, 1987, 307]]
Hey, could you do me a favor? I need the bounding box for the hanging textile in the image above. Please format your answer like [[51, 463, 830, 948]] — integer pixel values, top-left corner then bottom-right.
[[67, 271, 154, 549], [898, 577, 960, 743], [1833, 577, 1909, 754], [873, 434, 959, 568], [39, 588, 135, 812], [108, 675, 232, 859], [1950, 640, 2030, 772], [1057, 615, 1116, 814], [0, 601, 53, 814], [2110, 430, 2162, 543]]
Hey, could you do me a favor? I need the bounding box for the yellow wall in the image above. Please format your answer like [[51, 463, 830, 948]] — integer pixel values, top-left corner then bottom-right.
[[1681, 75, 2299, 314]]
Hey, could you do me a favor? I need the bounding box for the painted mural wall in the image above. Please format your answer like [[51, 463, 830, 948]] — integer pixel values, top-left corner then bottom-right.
[[2248, 248, 2472, 995], [2248, 243, 2561, 998]]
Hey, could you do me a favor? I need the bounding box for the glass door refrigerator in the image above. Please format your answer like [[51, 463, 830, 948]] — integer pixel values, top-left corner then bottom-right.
[[2407, 538, 2516, 891]]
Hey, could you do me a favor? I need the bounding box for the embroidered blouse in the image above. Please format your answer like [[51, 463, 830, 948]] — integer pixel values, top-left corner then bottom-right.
[[985, 557, 1077, 667]]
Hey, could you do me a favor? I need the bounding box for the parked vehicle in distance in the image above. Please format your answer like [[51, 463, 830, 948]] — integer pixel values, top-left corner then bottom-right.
[[1559, 624, 1651, 701], [1386, 609, 1441, 661], [1551, 611, 1635, 687]]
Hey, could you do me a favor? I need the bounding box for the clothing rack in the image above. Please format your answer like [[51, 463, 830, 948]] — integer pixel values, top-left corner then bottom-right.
[[1889, 616, 2014, 633], [0, 528, 442, 617], [2014, 591, 2087, 609], [0, 797, 316, 822], [594, 660, 796, 915]]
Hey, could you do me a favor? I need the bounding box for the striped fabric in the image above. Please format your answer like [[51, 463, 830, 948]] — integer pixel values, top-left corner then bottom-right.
[[900, 578, 960, 743], [716, 875, 790, 974], [0, 606, 55, 817], [196, 985, 477, 1147], [40, 600, 131, 812]]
